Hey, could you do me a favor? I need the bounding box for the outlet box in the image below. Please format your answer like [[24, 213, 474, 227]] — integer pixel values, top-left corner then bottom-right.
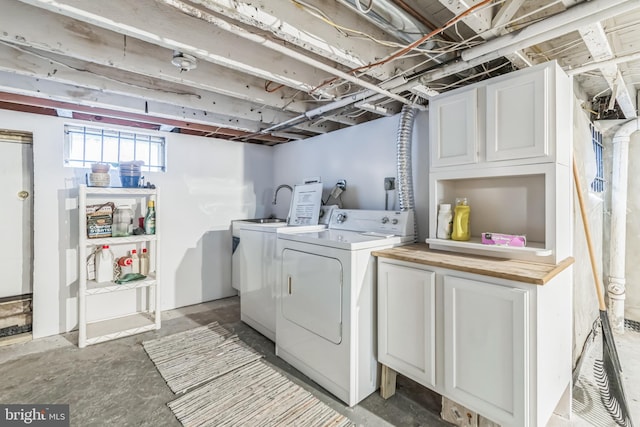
[[384, 177, 396, 190]]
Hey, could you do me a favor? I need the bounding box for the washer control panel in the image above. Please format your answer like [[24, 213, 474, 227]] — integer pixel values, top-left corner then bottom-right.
[[328, 209, 414, 236]]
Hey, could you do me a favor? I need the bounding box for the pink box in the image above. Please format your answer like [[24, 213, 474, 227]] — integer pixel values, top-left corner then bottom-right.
[[481, 232, 526, 247]]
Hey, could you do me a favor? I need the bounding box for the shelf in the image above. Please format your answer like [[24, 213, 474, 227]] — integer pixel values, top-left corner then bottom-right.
[[425, 238, 552, 257], [82, 185, 157, 196], [86, 274, 156, 295], [86, 312, 158, 345], [86, 234, 157, 245], [79, 184, 160, 348]]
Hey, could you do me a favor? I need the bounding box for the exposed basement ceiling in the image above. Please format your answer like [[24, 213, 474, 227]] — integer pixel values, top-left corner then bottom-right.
[[0, 0, 639, 144]]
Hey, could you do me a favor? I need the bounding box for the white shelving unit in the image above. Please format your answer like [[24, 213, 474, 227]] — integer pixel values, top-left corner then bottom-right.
[[78, 184, 160, 348]]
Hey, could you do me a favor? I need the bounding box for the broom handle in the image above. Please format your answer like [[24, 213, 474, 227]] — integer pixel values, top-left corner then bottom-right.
[[573, 160, 607, 311]]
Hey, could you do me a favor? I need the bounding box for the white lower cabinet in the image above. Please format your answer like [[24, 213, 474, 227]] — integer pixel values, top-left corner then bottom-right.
[[378, 262, 436, 389], [443, 275, 527, 426], [377, 255, 572, 427]]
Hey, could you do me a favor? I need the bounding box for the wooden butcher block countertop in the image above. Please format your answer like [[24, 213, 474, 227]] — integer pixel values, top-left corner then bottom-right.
[[372, 243, 574, 285]]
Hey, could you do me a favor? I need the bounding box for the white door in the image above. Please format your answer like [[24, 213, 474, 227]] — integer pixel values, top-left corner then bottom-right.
[[443, 274, 528, 426], [429, 88, 478, 168], [485, 67, 548, 162], [281, 249, 342, 344], [378, 261, 436, 389], [0, 133, 33, 298]]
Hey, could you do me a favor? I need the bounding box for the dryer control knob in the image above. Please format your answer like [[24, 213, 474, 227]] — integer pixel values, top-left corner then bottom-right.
[[391, 218, 398, 225], [336, 213, 347, 223], [381, 216, 389, 224]]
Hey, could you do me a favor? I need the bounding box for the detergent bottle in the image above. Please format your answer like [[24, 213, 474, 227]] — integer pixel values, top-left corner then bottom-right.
[[95, 245, 114, 283], [451, 197, 471, 241], [436, 203, 453, 239]]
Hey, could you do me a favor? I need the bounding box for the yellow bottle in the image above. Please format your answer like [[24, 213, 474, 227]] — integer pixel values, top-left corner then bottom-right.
[[451, 197, 471, 241]]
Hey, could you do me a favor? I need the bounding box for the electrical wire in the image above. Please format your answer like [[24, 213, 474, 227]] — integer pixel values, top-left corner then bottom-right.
[[355, 0, 374, 14]]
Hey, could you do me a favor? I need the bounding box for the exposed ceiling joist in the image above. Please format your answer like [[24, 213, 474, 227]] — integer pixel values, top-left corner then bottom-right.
[[184, 0, 411, 81], [439, 0, 531, 69], [421, 0, 640, 83], [14, 0, 340, 99], [578, 22, 636, 118], [0, 92, 290, 143], [0, 0, 638, 143]]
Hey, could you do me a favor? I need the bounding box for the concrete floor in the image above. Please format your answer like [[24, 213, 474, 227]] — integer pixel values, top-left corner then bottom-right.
[[1, 297, 638, 426], [0, 297, 449, 427]]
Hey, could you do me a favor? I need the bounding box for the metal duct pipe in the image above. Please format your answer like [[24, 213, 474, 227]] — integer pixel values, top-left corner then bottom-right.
[[608, 117, 640, 333], [338, 0, 430, 45], [396, 105, 418, 242]]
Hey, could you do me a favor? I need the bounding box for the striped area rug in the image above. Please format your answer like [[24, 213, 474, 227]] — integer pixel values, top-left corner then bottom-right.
[[168, 360, 353, 427], [143, 322, 262, 394], [144, 322, 353, 427]]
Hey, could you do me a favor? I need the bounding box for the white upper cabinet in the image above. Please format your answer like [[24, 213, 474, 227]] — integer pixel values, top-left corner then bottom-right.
[[485, 67, 547, 162], [430, 88, 479, 168], [429, 61, 571, 170]]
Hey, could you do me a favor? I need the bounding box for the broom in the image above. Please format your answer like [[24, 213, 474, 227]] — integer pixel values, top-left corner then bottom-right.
[[573, 160, 634, 427]]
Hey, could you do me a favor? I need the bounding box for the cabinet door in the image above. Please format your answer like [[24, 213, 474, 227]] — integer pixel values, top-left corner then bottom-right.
[[378, 262, 436, 388], [443, 275, 528, 426], [430, 89, 478, 168], [486, 68, 548, 162]]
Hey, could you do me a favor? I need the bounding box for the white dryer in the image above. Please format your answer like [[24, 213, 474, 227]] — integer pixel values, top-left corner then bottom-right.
[[275, 209, 414, 407]]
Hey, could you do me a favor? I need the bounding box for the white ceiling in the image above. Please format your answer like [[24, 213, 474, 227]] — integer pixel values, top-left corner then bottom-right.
[[0, 0, 638, 144]]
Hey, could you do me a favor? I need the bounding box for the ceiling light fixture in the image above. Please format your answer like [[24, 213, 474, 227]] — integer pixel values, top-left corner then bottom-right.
[[171, 51, 198, 72]]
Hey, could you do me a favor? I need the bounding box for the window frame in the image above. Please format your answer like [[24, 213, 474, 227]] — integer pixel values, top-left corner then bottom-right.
[[64, 124, 166, 172], [590, 123, 604, 193]]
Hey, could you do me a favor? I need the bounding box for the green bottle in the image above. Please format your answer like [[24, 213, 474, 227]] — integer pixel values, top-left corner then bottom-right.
[[144, 200, 156, 235]]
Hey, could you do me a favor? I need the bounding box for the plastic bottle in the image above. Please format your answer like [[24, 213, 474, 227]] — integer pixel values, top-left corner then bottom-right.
[[139, 248, 150, 276], [117, 256, 133, 276], [130, 249, 140, 274], [95, 245, 114, 283], [451, 197, 471, 241], [144, 200, 156, 235], [113, 205, 134, 237], [436, 203, 453, 239]]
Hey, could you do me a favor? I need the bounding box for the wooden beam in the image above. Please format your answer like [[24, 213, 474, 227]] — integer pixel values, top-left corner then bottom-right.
[[0, 43, 342, 134], [12, 0, 338, 98], [185, 0, 415, 81], [0, 92, 289, 143]]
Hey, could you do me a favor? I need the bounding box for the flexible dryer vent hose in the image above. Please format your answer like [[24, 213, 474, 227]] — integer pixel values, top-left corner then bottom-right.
[[396, 105, 418, 242]]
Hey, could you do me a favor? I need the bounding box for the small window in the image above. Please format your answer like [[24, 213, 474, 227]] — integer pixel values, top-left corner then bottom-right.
[[64, 125, 166, 172], [590, 123, 604, 193]]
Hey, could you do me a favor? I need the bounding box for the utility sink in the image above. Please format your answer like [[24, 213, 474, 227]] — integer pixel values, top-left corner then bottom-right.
[[243, 218, 287, 224]]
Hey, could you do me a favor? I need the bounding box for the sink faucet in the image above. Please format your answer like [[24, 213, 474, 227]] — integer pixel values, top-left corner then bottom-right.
[[272, 184, 293, 205]]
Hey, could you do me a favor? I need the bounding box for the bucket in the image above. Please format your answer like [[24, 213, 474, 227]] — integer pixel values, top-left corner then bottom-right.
[[120, 176, 141, 188]]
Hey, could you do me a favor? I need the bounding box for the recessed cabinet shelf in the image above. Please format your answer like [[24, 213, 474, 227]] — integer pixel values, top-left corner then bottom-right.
[[425, 238, 552, 257], [78, 184, 160, 348]]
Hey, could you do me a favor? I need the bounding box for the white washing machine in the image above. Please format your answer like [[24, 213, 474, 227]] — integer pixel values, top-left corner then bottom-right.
[[275, 209, 414, 407]]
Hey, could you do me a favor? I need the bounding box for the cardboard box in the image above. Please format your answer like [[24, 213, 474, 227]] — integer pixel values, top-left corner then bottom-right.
[[86, 202, 114, 238]]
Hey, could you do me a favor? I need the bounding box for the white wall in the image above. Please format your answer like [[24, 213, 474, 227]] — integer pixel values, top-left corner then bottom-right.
[[273, 111, 430, 241], [0, 109, 274, 338]]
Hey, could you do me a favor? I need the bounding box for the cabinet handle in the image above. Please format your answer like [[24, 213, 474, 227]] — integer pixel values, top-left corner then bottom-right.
[[288, 276, 292, 295]]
